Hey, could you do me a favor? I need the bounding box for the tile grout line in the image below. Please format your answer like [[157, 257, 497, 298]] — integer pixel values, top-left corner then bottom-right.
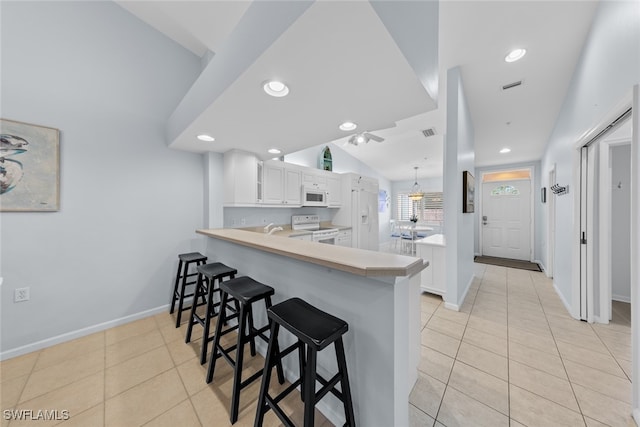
[[432, 267, 483, 425], [506, 268, 511, 426], [6, 347, 42, 427], [589, 322, 633, 383], [527, 270, 588, 427], [103, 330, 106, 427]]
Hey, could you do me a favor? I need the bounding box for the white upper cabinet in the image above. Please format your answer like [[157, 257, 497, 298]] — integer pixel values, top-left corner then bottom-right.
[[262, 160, 302, 206], [302, 170, 327, 189], [224, 150, 260, 207], [223, 151, 342, 208], [326, 174, 342, 207]]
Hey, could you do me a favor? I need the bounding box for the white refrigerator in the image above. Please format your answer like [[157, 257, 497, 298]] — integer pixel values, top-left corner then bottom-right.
[[334, 174, 379, 251]]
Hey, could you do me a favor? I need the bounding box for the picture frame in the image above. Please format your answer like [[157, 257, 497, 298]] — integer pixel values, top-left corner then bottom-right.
[[541, 187, 546, 203], [462, 171, 475, 213], [1, 118, 60, 211]]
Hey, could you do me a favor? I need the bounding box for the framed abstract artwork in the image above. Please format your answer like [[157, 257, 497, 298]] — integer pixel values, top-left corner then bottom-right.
[[1, 118, 60, 211]]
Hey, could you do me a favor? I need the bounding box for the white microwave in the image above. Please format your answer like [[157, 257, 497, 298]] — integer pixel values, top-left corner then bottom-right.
[[301, 187, 328, 207]]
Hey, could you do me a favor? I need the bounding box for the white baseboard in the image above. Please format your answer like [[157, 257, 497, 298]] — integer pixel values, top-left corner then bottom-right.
[[443, 302, 460, 311], [535, 260, 546, 273], [0, 304, 170, 361], [632, 408, 640, 427], [553, 282, 579, 320], [443, 274, 475, 312], [613, 294, 631, 303]]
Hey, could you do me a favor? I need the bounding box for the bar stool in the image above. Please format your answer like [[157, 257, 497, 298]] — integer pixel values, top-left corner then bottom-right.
[[170, 252, 207, 328], [255, 297, 356, 427], [206, 276, 285, 424], [185, 262, 238, 365]]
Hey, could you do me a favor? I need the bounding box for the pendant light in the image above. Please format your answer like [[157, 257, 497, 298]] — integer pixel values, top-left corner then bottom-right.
[[408, 166, 425, 201]]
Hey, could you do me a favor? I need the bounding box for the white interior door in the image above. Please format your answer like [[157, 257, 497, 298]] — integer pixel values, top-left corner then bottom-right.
[[481, 179, 532, 260]]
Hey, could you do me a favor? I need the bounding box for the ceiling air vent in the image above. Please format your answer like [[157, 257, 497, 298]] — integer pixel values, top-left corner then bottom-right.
[[422, 128, 436, 138], [502, 80, 523, 91]]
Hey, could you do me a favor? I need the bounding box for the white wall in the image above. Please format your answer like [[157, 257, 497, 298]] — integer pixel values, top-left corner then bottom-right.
[[540, 0, 640, 310], [443, 67, 475, 309], [611, 144, 632, 302], [0, 2, 203, 356]]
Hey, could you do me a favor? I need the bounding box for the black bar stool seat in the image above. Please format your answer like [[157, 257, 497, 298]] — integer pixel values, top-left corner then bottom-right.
[[207, 276, 285, 424], [255, 297, 356, 427], [185, 262, 237, 364], [170, 252, 207, 328], [267, 298, 348, 351]]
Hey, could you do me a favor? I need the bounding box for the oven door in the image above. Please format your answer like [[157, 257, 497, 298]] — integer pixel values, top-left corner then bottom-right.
[[314, 236, 335, 245]]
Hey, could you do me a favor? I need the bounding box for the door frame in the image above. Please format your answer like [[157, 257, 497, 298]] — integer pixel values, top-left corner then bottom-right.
[[478, 166, 535, 262], [571, 94, 633, 322], [599, 137, 632, 323], [547, 165, 556, 278]]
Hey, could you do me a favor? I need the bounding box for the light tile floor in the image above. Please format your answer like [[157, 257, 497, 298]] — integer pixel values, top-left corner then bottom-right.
[[0, 307, 331, 427], [0, 263, 633, 426], [411, 263, 634, 427]]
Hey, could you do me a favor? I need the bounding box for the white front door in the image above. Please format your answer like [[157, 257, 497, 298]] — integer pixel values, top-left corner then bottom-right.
[[482, 179, 532, 260]]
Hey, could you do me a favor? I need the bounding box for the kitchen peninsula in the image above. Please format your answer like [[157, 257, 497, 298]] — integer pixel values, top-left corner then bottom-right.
[[196, 228, 426, 427]]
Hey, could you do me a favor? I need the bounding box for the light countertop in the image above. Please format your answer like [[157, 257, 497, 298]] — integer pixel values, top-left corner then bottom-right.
[[414, 233, 446, 246], [197, 228, 426, 278]]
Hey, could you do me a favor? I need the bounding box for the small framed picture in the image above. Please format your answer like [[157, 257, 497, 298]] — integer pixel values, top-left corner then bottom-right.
[[462, 171, 475, 213]]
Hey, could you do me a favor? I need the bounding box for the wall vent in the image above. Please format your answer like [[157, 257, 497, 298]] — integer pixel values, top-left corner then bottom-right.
[[422, 128, 436, 137], [502, 80, 523, 90]]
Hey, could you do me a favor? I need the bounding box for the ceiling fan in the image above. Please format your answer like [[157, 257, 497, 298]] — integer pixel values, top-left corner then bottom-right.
[[347, 131, 385, 146]]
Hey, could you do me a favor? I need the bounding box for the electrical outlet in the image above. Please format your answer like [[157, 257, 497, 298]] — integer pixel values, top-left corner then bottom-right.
[[14, 287, 30, 303]]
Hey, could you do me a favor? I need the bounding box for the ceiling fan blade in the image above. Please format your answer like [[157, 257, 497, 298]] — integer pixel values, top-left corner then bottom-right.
[[347, 134, 358, 145], [364, 132, 384, 143]]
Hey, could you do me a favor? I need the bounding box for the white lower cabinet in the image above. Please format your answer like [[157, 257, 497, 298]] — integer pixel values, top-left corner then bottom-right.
[[415, 234, 446, 296], [336, 229, 352, 247]]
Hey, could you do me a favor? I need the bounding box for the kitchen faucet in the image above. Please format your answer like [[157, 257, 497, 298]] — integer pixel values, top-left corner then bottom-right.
[[263, 223, 274, 233], [267, 226, 283, 235]]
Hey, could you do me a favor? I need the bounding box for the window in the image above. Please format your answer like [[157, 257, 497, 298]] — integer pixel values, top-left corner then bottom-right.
[[396, 192, 444, 223], [490, 184, 520, 196]]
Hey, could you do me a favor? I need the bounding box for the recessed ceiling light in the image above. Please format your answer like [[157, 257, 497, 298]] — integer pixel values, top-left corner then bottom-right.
[[500, 147, 511, 154], [339, 121, 357, 131], [197, 134, 215, 142], [505, 48, 526, 63], [267, 148, 282, 154], [263, 80, 289, 97]]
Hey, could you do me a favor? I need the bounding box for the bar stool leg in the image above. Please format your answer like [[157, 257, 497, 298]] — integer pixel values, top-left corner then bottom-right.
[[175, 262, 190, 327], [254, 322, 279, 427], [206, 291, 228, 384], [230, 304, 249, 424], [247, 304, 257, 357], [303, 347, 317, 427], [185, 272, 204, 344], [169, 260, 184, 314], [335, 338, 356, 427], [298, 340, 306, 403], [199, 276, 216, 365]]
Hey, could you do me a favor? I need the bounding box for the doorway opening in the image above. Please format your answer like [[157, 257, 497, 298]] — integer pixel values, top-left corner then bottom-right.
[[574, 106, 632, 323]]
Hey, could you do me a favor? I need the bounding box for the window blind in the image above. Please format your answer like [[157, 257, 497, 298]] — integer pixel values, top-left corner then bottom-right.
[[396, 192, 444, 222]]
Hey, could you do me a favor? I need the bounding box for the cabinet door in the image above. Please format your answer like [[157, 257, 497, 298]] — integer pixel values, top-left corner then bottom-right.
[[224, 150, 258, 206], [263, 164, 284, 204], [327, 175, 342, 207], [284, 169, 301, 205]]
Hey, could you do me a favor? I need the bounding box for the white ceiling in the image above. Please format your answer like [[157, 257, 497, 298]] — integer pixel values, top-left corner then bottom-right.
[[116, 0, 599, 181]]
